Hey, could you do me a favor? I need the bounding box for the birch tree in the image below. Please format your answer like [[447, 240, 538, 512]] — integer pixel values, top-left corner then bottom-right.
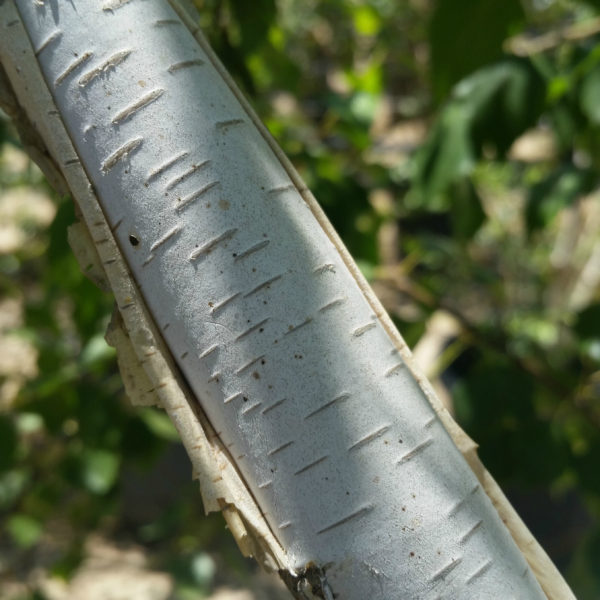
[[0, 0, 576, 598]]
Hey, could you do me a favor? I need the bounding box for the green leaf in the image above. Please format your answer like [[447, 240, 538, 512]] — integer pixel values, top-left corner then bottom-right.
[[453, 360, 567, 484], [7, 514, 43, 548], [574, 304, 600, 342], [411, 103, 474, 209], [229, 0, 277, 53], [412, 59, 544, 205], [0, 416, 17, 472], [460, 59, 546, 156], [81, 449, 120, 495], [449, 178, 486, 240], [80, 333, 115, 368], [429, 0, 525, 102], [526, 166, 595, 233], [0, 469, 30, 510], [581, 67, 600, 124], [352, 5, 381, 36], [139, 408, 179, 442]]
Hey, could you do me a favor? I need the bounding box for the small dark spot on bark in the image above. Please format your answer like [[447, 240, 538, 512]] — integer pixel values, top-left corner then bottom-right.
[[242, 396, 248, 402], [252, 371, 260, 379], [129, 234, 139, 246], [410, 552, 415, 557]]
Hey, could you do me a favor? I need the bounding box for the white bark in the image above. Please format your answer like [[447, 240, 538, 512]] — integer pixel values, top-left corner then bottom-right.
[[0, 1, 572, 598]]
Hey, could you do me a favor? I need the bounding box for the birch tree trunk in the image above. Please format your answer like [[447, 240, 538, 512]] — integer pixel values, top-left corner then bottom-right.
[[0, 1, 574, 598]]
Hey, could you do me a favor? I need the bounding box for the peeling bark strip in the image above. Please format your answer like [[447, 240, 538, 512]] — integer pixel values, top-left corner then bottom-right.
[[294, 455, 328, 476], [146, 151, 189, 184], [154, 19, 181, 26], [261, 398, 286, 414], [304, 393, 350, 419], [234, 318, 269, 342], [397, 437, 433, 464], [102, 0, 134, 11], [78, 49, 131, 87], [347, 424, 390, 452], [316, 504, 374, 535], [165, 159, 210, 190], [176, 180, 219, 212], [188, 227, 237, 261], [385, 361, 405, 377], [149, 224, 181, 252], [215, 118, 244, 128], [318, 297, 345, 312], [210, 292, 240, 315], [100, 137, 143, 173], [34, 29, 61, 55], [448, 483, 480, 517], [168, 58, 204, 72], [465, 560, 492, 585], [267, 440, 294, 457], [235, 239, 270, 261], [0, 1, 570, 598], [430, 557, 462, 583], [459, 519, 483, 544], [55, 51, 93, 87], [243, 274, 282, 297], [112, 88, 165, 124], [284, 317, 311, 336], [235, 354, 265, 374], [352, 321, 376, 337]]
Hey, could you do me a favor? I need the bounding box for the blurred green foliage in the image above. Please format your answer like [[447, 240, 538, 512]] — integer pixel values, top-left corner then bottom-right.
[[1, 0, 599, 598]]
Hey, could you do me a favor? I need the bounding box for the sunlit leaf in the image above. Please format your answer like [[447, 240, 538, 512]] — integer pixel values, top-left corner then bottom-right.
[[139, 408, 180, 442], [526, 166, 595, 233], [81, 449, 120, 495], [7, 514, 42, 548]]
